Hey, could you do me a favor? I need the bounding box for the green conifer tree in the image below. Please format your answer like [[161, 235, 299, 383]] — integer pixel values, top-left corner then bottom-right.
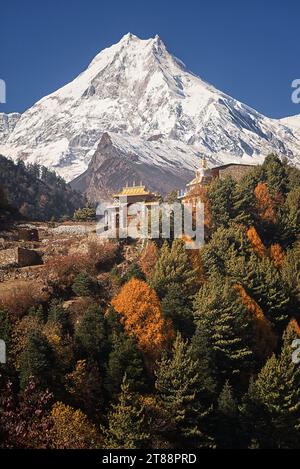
[[150, 240, 196, 299], [193, 275, 254, 388], [155, 334, 214, 448], [243, 324, 300, 448], [47, 300, 72, 334], [105, 332, 145, 398], [102, 376, 149, 449], [215, 381, 244, 448], [19, 330, 57, 390], [75, 305, 107, 361], [161, 283, 194, 337], [206, 177, 236, 230], [72, 272, 98, 297]]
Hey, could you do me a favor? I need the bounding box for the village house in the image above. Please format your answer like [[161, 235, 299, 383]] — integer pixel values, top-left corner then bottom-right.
[[112, 183, 161, 207], [111, 183, 160, 230], [178, 159, 256, 205]]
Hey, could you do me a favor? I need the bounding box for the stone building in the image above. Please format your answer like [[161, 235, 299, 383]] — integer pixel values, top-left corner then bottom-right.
[[178, 159, 256, 204], [113, 184, 160, 206], [100, 184, 161, 238], [211, 163, 255, 181], [0, 247, 43, 268], [17, 227, 39, 242]]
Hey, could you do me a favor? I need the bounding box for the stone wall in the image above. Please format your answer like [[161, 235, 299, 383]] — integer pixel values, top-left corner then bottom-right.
[[212, 164, 255, 182], [0, 265, 45, 282], [17, 228, 39, 242], [0, 248, 18, 268], [17, 248, 42, 267], [0, 247, 42, 268]]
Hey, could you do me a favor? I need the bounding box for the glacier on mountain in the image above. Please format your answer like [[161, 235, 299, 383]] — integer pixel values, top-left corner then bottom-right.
[[1, 32, 300, 183]]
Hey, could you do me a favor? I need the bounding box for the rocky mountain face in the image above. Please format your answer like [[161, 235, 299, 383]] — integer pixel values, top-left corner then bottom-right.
[[1, 33, 300, 199], [0, 113, 21, 144], [70, 132, 197, 200]]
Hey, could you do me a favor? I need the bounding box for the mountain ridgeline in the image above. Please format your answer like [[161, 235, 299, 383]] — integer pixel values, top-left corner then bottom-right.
[[1, 33, 300, 198], [0, 155, 85, 221]]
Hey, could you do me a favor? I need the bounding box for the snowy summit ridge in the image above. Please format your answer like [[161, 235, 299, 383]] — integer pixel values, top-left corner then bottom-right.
[[1, 33, 300, 184]]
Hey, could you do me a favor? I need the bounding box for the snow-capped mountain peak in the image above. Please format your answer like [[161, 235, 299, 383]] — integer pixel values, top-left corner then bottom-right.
[[1, 33, 300, 183]]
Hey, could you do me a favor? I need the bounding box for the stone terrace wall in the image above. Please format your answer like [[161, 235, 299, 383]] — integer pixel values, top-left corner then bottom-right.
[[18, 248, 42, 267], [0, 265, 45, 282], [0, 248, 18, 268], [0, 247, 42, 268]]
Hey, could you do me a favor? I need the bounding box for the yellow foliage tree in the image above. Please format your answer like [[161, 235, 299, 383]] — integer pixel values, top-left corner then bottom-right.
[[49, 402, 101, 449], [112, 279, 174, 359], [11, 316, 41, 370], [246, 226, 266, 257], [288, 318, 300, 337], [188, 250, 206, 286], [235, 284, 277, 359], [254, 182, 277, 224], [138, 241, 159, 278], [270, 243, 285, 269]]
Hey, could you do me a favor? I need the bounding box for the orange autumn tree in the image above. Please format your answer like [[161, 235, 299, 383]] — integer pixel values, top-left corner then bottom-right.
[[235, 284, 277, 359], [288, 318, 300, 337], [138, 241, 159, 278], [246, 226, 266, 257], [187, 250, 206, 286], [112, 278, 174, 359], [254, 182, 277, 224], [270, 243, 285, 269]]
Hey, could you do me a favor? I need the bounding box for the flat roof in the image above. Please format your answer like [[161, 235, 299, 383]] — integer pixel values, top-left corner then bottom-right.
[[212, 163, 256, 170]]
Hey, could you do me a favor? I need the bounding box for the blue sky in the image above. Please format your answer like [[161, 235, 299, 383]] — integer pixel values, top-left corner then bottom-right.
[[1, 0, 299, 118]]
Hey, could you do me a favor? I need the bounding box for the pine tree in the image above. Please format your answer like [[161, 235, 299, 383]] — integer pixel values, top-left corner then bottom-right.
[[232, 182, 256, 226], [215, 381, 245, 448], [193, 274, 254, 388], [161, 283, 194, 337], [121, 263, 145, 284], [75, 305, 107, 361], [150, 240, 197, 299], [73, 204, 96, 221], [28, 305, 46, 323], [72, 271, 98, 297], [47, 300, 72, 334], [282, 187, 300, 242], [262, 154, 288, 196], [19, 331, 57, 390], [282, 244, 300, 308], [105, 332, 145, 398], [65, 359, 103, 417], [200, 224, 252, 277], [102, 376, 149, 449], [206, 176, 236, 230], [155, 334, 213, 448], [228, 253, 290, 329], [243, 324, 300, 448]]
